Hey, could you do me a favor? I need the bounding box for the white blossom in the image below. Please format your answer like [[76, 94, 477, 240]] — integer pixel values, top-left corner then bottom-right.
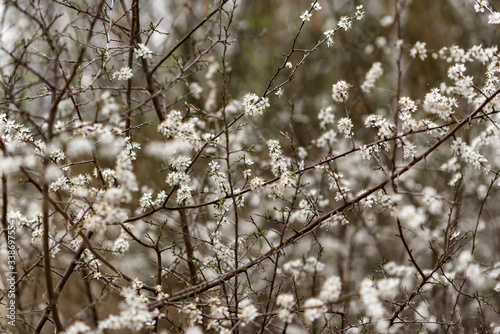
[[177, 184, 194, 204], [303, 298, 326, 324], [157, 110, 202, 149], [337, 16, 352, 30], [474, 0, 489, 12], [282, 259, 303, 276], [423, 88, 457, 121], [380, 15, 394, 27], [448, 63, 467, 81], [240, 304, 259, 325], [278, 309, 293, 323], [319, 276, 342, 303], [376, 278, 400, 299], [250, 176, 265, 192], [360, 279, 386, 322], [300, 11, 312, 22], [361, 62, 383, 93], [98, 287, 159, 331], [181, 301, 203, 326], [303, 257, 325, 273], [331, 80, 352, 103], [318, 106, 335, 129], [134, 43, 153, 59], [489, 12, 500, 24], [324, 29, 335, 47], [402, 141, 416, 160], [185, 326, 204, 334], [131, 278, 144, 290], [112, 66, 133, 80], [450, 137, 488, 169], [364, 114, 395, 140], [277, 293, 295, 309], [355, 5, 365, 20], [243, 93, 270, 116], [315, 129, 337, 148], [65, 321, 91, 334], [297, 146, 308, 160], [189, 82, 203, 99], [311, 2, 322, 11], [410, 41, 427, 60], [337, 117, 354, 138], [113, 233, 130, 256]]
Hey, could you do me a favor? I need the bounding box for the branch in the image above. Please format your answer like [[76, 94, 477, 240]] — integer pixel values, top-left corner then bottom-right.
[[149, 0, 229, 76]]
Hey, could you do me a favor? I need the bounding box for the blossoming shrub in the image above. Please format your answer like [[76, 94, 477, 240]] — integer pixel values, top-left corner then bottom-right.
[[1, 0, 500, 333]]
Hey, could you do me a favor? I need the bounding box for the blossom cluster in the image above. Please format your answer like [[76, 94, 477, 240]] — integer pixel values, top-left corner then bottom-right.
[[361, 62, 383, 93], [331, 80, 352, 103], [242, 93, 270, 116]]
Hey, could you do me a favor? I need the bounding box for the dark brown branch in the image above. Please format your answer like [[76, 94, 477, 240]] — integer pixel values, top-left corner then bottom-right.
[[35, 233, 92, 333], [180, 210, 198, 285], [42, 160, 63, 332], [396, 217, 426, 279], [149, 0, 229, 76]]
